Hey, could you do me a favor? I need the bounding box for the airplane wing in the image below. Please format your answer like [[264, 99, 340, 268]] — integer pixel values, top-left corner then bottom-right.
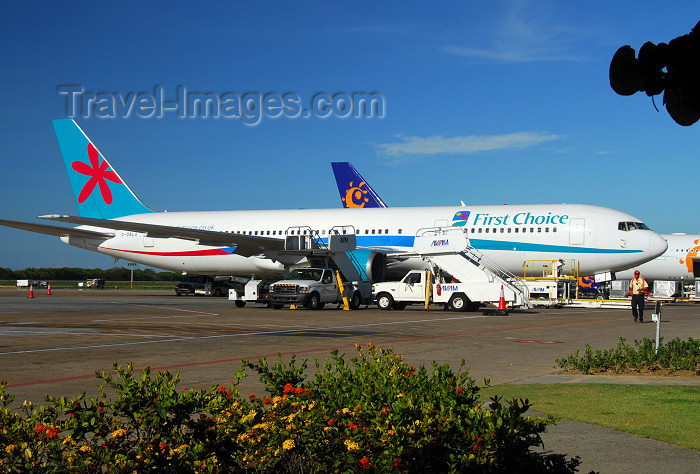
[[0, 218, 114, 239], [38, 214, 284, 257]]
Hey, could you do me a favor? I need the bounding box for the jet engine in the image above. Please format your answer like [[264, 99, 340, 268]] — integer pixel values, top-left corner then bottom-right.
[[348, 249, 387, 282]]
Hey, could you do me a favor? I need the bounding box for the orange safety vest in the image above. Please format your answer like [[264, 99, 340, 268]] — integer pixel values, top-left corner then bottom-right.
[[630, 277, 648, 295]]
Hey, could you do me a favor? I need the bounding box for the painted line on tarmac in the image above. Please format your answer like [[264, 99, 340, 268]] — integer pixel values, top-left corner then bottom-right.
[[0, 314, 492, 357], [0, 314, 614, 357], [5, 316, 620, 388]]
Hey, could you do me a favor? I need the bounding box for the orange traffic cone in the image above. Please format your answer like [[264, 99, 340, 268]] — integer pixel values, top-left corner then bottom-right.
[[28, 283, 35, 299], [497, 285, 506, 311], [46, 283, 52, 295]]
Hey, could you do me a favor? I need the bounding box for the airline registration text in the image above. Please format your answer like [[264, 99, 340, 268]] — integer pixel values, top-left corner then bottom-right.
[[472, 212, 569, 226]]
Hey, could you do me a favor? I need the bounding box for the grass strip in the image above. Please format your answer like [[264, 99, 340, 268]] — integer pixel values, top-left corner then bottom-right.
[[480, 383, 700, 450]]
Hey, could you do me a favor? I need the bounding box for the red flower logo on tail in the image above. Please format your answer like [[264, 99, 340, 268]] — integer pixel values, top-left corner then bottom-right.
[[72, 143, 122, 204]]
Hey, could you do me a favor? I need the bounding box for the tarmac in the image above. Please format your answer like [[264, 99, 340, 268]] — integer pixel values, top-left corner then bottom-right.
[[0, 288, 698, 473]]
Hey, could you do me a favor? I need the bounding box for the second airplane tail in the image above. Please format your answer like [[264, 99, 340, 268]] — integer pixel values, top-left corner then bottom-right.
[[331, 162, 387, 209], [52, 119, 153, 219]]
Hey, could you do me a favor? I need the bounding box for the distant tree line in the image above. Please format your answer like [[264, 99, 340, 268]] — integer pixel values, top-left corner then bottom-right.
[[0, 267, 181, 282]]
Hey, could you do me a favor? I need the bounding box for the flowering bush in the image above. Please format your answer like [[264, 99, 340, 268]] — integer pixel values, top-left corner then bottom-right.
[[1, 345, 581, 472], [556, 336, 700, 374]]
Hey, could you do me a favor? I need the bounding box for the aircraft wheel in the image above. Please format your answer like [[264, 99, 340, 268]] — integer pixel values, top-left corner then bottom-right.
[[272, 304, 284, 310], [350, 292, 362, 310], [234, 300, 246, 308], [392, 302, 407, 310], [376, 293, 394, 310]]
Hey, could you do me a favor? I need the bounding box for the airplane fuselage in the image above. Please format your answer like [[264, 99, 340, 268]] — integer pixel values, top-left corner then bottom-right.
[[61, 203, 667, 278], [615, 233, 700, 282]]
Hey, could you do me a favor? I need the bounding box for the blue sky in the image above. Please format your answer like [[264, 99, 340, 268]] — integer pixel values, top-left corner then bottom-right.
[[1, 1, 699, 270]]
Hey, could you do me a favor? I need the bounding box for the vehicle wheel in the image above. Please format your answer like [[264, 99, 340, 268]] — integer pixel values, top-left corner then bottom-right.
[[449, 294, 467, 312], [350, 292, 362, 310], [392, 302, 407, 310], [376, 293, 394, 310], [272, 304, 284, 310], [307, 293, 323, 310], [234, 300, 246, 308], [213, 288, 222, 297]]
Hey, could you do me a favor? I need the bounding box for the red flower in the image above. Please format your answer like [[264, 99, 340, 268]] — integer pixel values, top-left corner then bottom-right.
[[456, 387, 464, 395], [218, 385, 227, 393], [35, 424, 45, 433], [72, 143, 123, 204], [46, 427, 59, 440], [360, 457, 370, 469], [328, 419, 336, 426]]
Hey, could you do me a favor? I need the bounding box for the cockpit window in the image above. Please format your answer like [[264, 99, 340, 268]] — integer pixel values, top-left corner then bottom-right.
[[618, 221, 650, 231]]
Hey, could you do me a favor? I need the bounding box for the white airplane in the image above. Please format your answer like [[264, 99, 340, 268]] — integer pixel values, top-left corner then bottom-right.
[[0, 120, 667, 281], [615, 233, 700, 283]]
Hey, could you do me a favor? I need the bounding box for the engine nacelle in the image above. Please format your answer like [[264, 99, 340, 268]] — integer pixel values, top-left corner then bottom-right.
[[348, 249, 387, 283]]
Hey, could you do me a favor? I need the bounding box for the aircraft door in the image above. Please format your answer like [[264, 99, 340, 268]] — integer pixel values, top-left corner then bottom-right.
[[569, 218, 585, 245], [434, 219, 449, 229]]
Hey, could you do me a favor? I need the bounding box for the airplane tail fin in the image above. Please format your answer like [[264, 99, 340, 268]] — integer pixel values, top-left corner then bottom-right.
[[52, 119, 154, 219], [330, 162, 387, 208]]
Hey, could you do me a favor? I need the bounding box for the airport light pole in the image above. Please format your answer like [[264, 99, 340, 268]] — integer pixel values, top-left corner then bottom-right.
[[127, 262, 137, 289]]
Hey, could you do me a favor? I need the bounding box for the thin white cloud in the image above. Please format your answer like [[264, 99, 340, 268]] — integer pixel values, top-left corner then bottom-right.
[[442, 1, 592, 62], [375, 132, 562, 158]]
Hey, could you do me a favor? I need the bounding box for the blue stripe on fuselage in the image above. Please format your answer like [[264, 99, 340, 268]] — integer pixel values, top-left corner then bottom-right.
[[324, 236, 640, 254], [467, 239, 642, 254]]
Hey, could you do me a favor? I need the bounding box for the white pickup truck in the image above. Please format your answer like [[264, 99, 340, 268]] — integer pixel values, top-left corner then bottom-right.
[[268, 267, 371, 310], [372, 270, 493, 312]]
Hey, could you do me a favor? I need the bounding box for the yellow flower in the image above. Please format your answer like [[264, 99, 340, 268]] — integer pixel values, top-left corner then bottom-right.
[[4, 444, 15, 453], [112, 428, 127, 438], [241, 409, 257, 424], [78, 445, 91, 453], [282, 439, 295, 451], [323, 426, 331, 432], [342, 407, 350, 414], [344, 439, 359, 451]]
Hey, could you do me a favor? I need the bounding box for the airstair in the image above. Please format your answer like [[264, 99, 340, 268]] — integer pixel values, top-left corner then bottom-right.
[[409, 227, 532, 309], [279, 225, 374, 286]]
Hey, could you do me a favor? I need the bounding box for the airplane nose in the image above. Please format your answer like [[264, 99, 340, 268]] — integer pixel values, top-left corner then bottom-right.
[[648, 232, 668, 259]]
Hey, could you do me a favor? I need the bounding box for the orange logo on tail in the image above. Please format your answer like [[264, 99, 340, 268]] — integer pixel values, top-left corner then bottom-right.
[[342, 181, 370, 208]]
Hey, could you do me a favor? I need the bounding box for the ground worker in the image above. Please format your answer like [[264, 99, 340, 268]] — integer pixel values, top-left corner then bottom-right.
[[629, 270, 649, 322]]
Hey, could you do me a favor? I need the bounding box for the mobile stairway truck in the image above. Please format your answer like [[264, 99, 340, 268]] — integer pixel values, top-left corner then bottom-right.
[[266, 226, 374, 310], [372, 227, 532, 313]]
